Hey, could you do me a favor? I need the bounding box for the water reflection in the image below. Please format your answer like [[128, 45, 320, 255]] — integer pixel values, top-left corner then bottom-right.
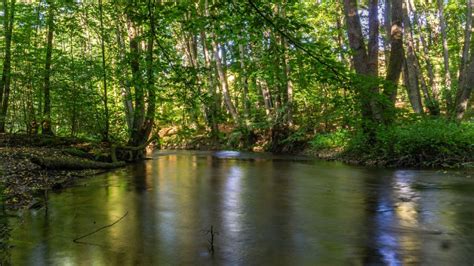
[[4, 151, 474, 265], [369, 170, 422, 265]]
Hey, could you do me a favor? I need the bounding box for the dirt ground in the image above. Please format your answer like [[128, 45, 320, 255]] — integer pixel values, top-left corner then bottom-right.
[[0, 134, 114, 210]]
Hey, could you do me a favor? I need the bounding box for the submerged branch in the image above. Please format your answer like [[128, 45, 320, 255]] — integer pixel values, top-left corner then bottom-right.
[[73, 211, 129, 243]]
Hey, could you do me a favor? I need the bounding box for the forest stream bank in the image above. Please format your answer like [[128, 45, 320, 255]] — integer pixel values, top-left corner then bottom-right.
[[3, 118, 474, 210], [0, 134, 126, 210]]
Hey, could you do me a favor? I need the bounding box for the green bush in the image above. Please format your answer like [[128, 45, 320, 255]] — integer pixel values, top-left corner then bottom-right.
[[347, 119, 474, 167], [309, 130, 350, 151]]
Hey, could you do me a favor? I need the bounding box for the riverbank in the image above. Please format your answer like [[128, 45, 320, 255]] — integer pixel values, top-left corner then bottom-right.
[[159, 119, 474, 169], [3, 118, 474, 209], [0, 134, 124, 210]]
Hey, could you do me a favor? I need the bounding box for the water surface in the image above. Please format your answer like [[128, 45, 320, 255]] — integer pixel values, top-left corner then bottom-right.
[[3, 151, 474, 265]]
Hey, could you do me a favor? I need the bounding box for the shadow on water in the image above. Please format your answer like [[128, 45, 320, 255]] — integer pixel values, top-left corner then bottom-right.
[[5, 151, 474, 265]]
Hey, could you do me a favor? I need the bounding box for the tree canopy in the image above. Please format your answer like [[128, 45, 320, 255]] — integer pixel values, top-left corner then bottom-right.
[[0, 0, 473, 152]]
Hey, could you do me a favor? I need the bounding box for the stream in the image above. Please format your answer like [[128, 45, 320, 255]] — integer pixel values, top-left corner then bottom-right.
[[2, 151, 474, 265]]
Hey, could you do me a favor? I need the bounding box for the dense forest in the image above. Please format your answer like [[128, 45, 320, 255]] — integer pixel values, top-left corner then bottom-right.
[[1, 1, 474, 263], [0, 0, 473, 166]]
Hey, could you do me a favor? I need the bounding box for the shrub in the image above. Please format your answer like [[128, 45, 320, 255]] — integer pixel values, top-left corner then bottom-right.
[[347, 119, 474, 167], [309, 130, 350, 151]]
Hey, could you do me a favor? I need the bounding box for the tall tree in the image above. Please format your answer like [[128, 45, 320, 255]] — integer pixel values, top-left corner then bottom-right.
[[125, 0, 157, 148], [454, 0, 474, 120], [384, 0, 404, 103], [42, 0, 55, 135], [98, 0, 109, 140], [437, 0, 453, 110], [0, 0, 15, 132], [343, 0, 384, 125], [402, 0, 422, 113]]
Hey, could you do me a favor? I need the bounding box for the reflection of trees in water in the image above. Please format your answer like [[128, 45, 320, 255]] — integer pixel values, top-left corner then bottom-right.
[[360, 170, 387, 265], [361, 170, 423, 265]]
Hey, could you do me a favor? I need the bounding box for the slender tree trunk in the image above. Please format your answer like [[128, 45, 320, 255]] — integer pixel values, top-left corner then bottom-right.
[[212, 38, 238, 122], [0, 0, 15, 133], [42, 0, 54, 135], [411, 1, 437, 99], [141, 0, 156, 144], [201, 0, 219, 137], [280, 1, 293, 126], [367, 0, 379, 76], [200, 31, 219, 137], [282, 38, 293, 126], [402, 0, 422, 113], [68, 31, 79, 136], [98, 0, 109, 141], [336, 17, 345, 63], [457, 0, 473, 99], [115, 23, 134, 132], [438, 0, 453, 111], [259, 79, 272, 115], [383, 0, 391, 67], [238, 42, 250, 120], [454, 0, 474, 120], [127, 17, 145, 145], [454, 63, 474, 120], [0, 0, 9, 114]]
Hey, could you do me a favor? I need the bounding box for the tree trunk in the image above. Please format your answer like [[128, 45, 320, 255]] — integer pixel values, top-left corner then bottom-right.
[[127, 18, 146, 146], [411, 1, 437, 100], [98, 0, 109, 141], [280, 1, 293, 126], [201, 0, 219, 137], [384, 0, 404, 103], [438, 0, 453, 110], [0, 0, 15, 133], [383, 0, 391, 67], [402, 0, 423, 113], [115, 18, 134, 131], [459, 0, 473, 90], [454, 0, 474, 120], [42, 0, 54, 135], [367, 0, 379, 76], [141, 0, 156, 144], [200, 31, 219, 138], [343, 0, 382, 125], [126, 0, 157, 148], [282, 38, 293, 126], [212, 38, 238, 122], [259, 79, 272, 116], [238, 42, 250, 120]]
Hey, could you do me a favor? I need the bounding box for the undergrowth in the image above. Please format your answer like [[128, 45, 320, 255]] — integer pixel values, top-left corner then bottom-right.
[[346, 119, 474, 167]]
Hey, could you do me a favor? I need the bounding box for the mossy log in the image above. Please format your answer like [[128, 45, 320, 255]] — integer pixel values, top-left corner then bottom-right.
[[30, 156, 125, 170], [61, 148, 95, 160]]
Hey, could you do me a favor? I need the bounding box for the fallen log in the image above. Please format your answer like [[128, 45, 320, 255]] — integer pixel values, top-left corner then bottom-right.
[[30, 156, 125, 170]]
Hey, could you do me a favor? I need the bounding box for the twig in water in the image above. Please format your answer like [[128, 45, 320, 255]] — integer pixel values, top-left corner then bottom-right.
[[73, 211, 128, 243], [204, 225, 219, 254]]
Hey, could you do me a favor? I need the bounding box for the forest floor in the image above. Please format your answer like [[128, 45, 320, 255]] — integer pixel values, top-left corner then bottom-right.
[[0, 134, 120, 210]]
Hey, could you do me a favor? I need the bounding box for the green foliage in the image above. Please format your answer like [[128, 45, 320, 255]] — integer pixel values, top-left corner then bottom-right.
[[309, 130, 350, 151], [347, 119, 474, 167], [0, 0, 472, 167]]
